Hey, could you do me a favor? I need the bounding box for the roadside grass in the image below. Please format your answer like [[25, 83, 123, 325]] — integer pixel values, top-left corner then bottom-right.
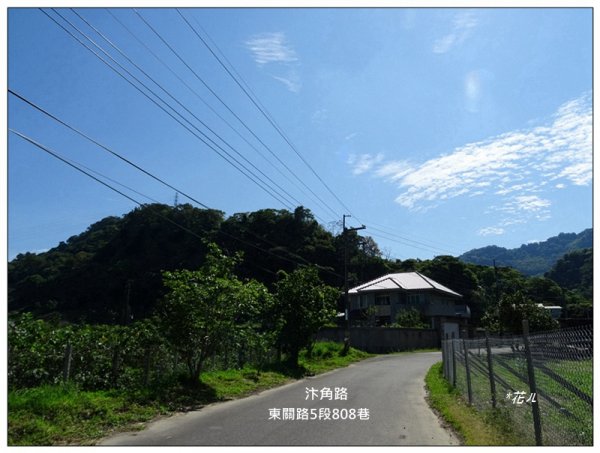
[[425, 362, 520, 446], [457, 353, 593, 445], [8, 341, 372, 446], [8, 384, 164, 446]]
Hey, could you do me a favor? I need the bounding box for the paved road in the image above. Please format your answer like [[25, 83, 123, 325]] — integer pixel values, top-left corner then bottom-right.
[[100, 352, 459, 446]]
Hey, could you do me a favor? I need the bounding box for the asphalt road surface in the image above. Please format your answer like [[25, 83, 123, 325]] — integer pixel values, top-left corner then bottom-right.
[[100, 352, 459, 446]]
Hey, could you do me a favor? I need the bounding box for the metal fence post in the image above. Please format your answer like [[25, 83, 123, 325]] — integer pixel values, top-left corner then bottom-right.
[[462, 338, 473, 404], [451, 332, 456, 387], [62, 342, 72, 383], [442, 333, 448, 379], [485, 330, 497, 408], [522, 320, 543, 446]]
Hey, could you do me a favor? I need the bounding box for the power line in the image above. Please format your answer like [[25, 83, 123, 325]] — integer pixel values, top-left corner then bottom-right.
[[133, 8, 342, 220], [9, 89, 212, 209], [69, 8, 305, 213], [105, 9, 334, 223], [177, 8, 356, 218], [10, 128, 341, 278], [367, 220, 464, 254], [9, 90, 331, 273], [368, 226, 459, 256], [43, 8, 294, 211]]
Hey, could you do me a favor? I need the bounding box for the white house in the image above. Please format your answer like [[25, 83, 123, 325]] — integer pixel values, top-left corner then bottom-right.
[[348, 272, 470, 337]]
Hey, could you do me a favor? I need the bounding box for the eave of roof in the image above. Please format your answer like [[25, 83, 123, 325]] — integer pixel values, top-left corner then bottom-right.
[[349, 272, 462, 298]]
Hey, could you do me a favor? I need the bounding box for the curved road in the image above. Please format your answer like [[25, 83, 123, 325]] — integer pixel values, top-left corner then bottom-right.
[[100, 352, 459, 446]]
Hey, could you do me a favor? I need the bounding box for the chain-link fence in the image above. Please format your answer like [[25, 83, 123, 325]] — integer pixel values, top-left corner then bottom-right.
[[442, 323, 592, 446]]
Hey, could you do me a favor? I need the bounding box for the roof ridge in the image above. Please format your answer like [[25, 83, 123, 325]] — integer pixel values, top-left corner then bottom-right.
[[354, 273, 393, 291], [414, 271, 435, 289]]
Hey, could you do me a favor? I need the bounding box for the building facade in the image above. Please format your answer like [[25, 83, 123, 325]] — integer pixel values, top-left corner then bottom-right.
[[348, 272, 470, 336]]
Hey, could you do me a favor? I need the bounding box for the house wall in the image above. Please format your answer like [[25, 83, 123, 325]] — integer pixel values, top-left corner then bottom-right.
[[351, 291, 462, 323], [316, 326, 440, 353]]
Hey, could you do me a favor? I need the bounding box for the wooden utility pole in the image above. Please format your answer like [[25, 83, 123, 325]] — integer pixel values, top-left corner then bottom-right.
[[343, 215, 365, 351]]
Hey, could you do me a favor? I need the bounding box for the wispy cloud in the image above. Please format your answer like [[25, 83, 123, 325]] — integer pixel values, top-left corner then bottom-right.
[[245, 32, 298, 65], [348, 92, 591, 228], [478, 227, 504, 236], [347, 153, 384, 175], [433, 11, 479, 54], [272, 73, 301, 93], [245, 32, 301, 92]]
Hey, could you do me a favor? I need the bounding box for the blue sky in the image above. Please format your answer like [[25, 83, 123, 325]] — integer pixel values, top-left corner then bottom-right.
[[6, 6, 593, 262]]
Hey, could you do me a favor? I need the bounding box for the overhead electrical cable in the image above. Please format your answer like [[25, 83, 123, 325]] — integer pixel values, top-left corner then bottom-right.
[[10, 128, 341, 277], [42, 8, 294, 211], [367, 221, 463, 254], [9, 89, 213, 209], [9, 90, 321, 271], [132, 8, 341, 220], [177, 8, 357, 219], [368, 226, 459, 256], [367, 231, 449, 257], [104, 9, 332, 222], [69, 8, 305, 212]]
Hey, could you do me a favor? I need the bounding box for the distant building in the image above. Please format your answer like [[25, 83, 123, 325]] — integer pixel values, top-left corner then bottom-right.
[[348, 272, 470, 338], [537, 303, 563, 320]]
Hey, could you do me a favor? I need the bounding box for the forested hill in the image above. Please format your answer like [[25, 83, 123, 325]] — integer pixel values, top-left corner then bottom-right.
[[8, 203, 390, 323], [8, 203, 593, 326], [459, 228, 593, 276]]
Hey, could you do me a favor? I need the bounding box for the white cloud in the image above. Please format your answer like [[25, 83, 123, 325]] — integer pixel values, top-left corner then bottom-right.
[[311, 109, 328, 123], [245, 32, 301, 92], [433, 11, 479, 54], [272, 73, 301, 93], [348, 153, 385, 175], [245, 32, 298, 65], [478, 227, 505, 236], [348, 92, 591, 226]]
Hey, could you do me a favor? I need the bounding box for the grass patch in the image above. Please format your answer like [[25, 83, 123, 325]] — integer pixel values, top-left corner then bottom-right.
[[8, 384, 163, 446], [425, 362, 520, 446], [458, 352, 593, 445], [8, 341, 372, 446], [299, 341, 373, 374]]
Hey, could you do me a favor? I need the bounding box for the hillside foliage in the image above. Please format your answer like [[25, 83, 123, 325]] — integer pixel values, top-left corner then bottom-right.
[[8, 203, 592, 329], [459, 229, 592, 276]]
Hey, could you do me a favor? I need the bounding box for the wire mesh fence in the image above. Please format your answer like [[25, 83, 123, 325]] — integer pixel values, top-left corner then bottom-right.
[[442, 323, 593, 446]]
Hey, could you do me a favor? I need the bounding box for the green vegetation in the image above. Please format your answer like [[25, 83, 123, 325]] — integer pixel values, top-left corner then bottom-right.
[[480, 291, 559, 334], [158, 243, 274, 383], [392, 307, 428, 329], [274, 268, 339, 367], [451, 351, 593, 446], [8, 203, 593, 328], [425, 362, 519, 446], [8, 384, 163, 446], [460, 229, 592, 277], [8, 341, 371, 446], [6, 203, 593, 445]]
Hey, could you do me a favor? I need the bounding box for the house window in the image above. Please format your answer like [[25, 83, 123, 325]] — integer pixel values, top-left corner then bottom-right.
[[359, 295, 368, 308], [408, 294, 422, 304], [375, 294, 391, 305]]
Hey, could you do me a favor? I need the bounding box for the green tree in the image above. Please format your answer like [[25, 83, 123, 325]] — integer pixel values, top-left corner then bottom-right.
[[393, 307, 428, 329], [273, 266, 339, 367], [481, 291, 559, 334], [157, 243, 271, 384]]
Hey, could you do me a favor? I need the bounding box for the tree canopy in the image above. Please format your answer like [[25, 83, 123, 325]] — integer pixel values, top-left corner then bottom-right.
[[8, 203, 592, 327]]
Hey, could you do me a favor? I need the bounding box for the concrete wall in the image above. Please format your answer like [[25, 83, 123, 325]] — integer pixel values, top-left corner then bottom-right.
[[316, 327, 440, 353]]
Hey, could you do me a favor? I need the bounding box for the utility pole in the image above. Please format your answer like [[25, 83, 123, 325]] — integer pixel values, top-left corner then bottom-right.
[[343, 215, 366, 351]]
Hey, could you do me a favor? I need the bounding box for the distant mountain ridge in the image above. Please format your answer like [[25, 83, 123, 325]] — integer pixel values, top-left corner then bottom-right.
[[459, 228, 592, 276]]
